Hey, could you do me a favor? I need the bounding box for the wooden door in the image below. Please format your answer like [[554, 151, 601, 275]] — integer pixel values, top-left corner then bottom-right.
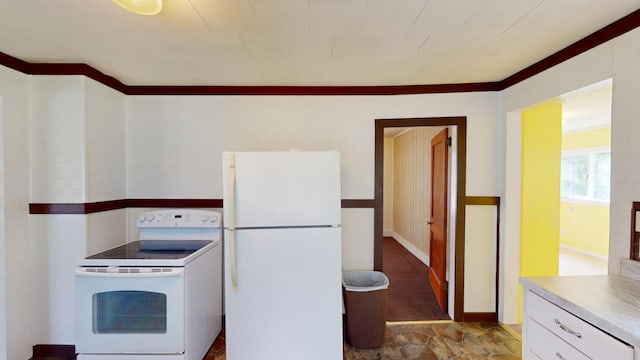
[[429, 128, 449, 311]]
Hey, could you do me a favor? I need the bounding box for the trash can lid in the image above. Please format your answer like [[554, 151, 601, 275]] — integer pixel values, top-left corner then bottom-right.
[[342, 271, 389, 292]]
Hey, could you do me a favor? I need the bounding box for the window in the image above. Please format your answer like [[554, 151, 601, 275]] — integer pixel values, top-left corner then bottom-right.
[[560, 149, 610, 202]]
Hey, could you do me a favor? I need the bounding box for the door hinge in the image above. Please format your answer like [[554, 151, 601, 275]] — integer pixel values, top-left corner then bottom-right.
[[443, 280, 449, 292], [445, 136, 452, 147]]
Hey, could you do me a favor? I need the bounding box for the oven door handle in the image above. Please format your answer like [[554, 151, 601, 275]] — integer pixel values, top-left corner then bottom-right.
[[76, 269, 184, 278]]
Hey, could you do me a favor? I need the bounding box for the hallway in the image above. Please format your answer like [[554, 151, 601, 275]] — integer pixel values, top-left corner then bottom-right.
[[383, 237, 450, 321]]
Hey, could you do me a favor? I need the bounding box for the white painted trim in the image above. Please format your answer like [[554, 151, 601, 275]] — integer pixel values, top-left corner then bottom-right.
[[389, 232, 430, 267], [499, 323, 522, 341], [561, 198, 609, 206], [501, 109, 522, 325], [0, 96, 6, 359], [383, 230, 394, 237]]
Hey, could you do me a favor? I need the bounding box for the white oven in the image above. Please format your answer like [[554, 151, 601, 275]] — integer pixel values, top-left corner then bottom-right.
[[75, 209, 223, 360], [75, 267, 186, 354]]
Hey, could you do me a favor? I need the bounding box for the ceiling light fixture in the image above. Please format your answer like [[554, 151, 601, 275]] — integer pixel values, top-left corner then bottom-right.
[[113, 0, 162, 15]]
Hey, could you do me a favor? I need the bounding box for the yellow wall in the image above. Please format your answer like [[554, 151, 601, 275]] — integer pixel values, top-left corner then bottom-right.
[[560, 127, 610, 257], [560, 202, 609, 256], [520, 103, 562, 278]]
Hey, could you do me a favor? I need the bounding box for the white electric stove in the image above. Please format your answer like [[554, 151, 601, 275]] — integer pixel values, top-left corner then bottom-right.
[[75, 209, 223, 360]]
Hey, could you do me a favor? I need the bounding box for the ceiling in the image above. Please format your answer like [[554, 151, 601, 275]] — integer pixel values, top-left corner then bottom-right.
[[383, 80, 613, 137], [561, 80, 611, 133], [0, 1, 639, 86]]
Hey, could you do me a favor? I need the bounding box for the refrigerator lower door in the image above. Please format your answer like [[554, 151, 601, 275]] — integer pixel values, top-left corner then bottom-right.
[[224, 227, 343, 360]]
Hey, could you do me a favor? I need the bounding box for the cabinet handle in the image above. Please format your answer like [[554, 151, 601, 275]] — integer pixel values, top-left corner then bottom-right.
[[554, 318, 583, 338], [555, 352, 566, 360]]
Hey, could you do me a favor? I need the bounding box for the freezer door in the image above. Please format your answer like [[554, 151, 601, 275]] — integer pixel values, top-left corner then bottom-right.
[[223, 151, 341, 228], [224, 227, 343, 360]]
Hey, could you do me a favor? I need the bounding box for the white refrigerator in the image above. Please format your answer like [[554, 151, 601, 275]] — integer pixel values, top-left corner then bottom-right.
[[222, 151, 343, 360]]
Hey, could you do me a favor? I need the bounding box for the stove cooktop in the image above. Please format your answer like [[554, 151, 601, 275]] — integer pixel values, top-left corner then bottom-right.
[[85, 240, 213, 261]]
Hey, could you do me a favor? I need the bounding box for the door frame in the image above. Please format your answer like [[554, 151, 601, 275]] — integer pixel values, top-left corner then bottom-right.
[[374, 116, 466, 321]]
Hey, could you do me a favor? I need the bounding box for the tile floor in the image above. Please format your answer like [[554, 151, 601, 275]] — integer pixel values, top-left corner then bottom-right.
[[206, 321, 522, 359]]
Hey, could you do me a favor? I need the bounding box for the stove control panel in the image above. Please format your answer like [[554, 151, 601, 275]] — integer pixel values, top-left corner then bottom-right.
[[137, 209, 221, 228]]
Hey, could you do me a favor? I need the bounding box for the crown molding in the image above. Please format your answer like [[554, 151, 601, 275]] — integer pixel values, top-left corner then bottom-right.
[[124, 82, 500, 96], [28, 198, 374, 214], [497, 7, 640, 89]]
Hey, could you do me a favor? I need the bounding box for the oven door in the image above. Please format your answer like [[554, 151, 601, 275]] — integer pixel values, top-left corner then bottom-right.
[[75, 267, 185, 354]]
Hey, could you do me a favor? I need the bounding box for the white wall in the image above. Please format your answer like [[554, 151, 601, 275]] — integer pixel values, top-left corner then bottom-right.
[[500, 26, 640, 324], [0, 95, 5, 359], [0, 54, 507, 354], [126, 92, 501, 301], [28, 76, 126, 345], [610, 28, 640, 272], [0, 65, 31, 360], [85, 79, 126, 202], [464, 205, 497, 312], [30, 76, 86, 203]]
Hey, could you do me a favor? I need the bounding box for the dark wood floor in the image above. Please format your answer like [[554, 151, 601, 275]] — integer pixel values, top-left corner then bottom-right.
[[383, 236, 450, 321]]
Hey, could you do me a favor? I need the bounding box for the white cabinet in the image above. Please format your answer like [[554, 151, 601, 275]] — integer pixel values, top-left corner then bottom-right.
[[523, 290, 634, 360]]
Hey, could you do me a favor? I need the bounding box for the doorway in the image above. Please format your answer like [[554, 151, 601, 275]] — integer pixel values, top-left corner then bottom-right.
[[503, 79, 612, 326], [374, 117, 467, 322], [557, 82, 611, 276], [381, 126, 450, 321]]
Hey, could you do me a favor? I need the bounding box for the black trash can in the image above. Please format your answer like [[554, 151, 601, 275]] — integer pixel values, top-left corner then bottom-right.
[[342, 271, 390, 348]]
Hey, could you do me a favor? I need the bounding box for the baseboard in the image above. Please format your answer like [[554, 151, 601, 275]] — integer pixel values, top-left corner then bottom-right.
[[499, 323, 522, 341], [32, 344, 76, 359], [560, 244, 608, 261], [387, 320, 453, 326], [388, 232, 430, 267], [462, 312, 497, 322]]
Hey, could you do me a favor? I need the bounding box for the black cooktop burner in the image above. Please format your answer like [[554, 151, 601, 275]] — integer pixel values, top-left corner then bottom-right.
[[86, 240, 212, 260]]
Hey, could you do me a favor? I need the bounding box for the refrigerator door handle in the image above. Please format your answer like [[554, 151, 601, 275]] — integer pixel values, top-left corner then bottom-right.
[[228, 153, 239, 291]]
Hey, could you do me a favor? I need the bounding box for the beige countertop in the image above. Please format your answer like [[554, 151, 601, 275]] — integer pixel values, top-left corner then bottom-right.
[[520, 275, 640, 348]]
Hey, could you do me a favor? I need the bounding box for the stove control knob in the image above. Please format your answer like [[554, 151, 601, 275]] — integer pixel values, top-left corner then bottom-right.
[[147, 214, 155, 222], [201, 215, 210, 222], [210, 215, 218, 223], [138, 214, 147, 223]]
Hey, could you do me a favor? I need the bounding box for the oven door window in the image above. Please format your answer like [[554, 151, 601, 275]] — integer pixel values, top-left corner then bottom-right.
[[93, 290, 167, 334]]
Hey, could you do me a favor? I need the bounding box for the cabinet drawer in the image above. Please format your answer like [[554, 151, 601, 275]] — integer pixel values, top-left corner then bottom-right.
[[526, 291, 633, 360], [527, 319, 589, 360]]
